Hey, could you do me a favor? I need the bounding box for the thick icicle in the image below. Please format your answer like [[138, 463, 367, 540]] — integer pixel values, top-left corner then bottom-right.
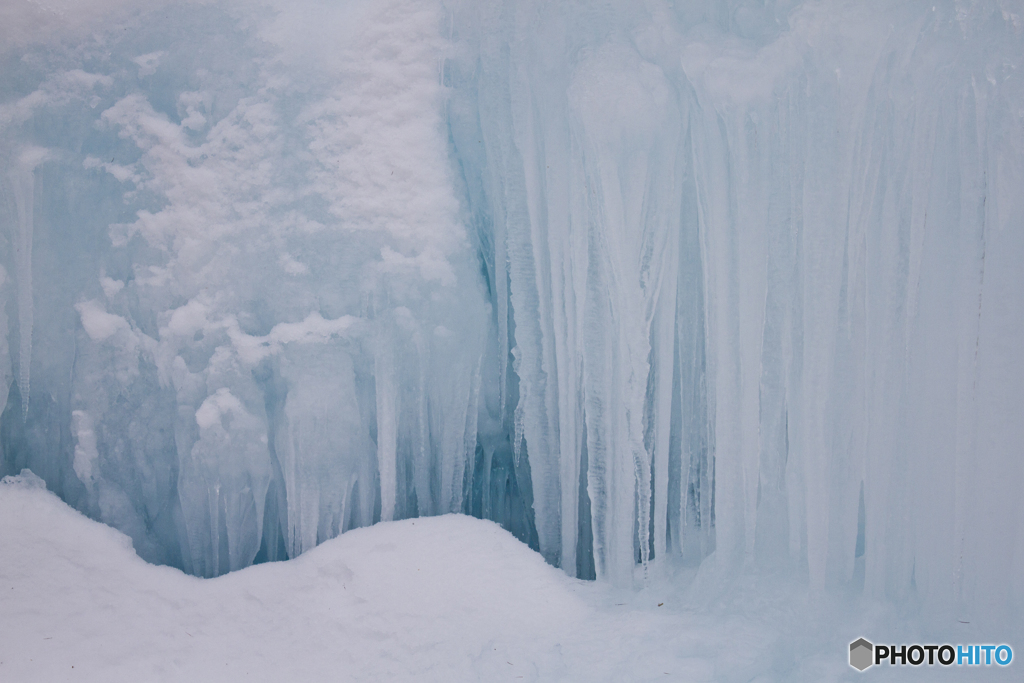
[[180, 385, 272, 576], [275, 346, 373, 557], [375, 343, 398, 522], [6, 148, 47, 422], [0, 265, 10, 423]]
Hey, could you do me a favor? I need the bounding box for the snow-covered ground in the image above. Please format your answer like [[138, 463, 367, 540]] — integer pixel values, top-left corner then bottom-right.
[[2, 471, 1017, 682]]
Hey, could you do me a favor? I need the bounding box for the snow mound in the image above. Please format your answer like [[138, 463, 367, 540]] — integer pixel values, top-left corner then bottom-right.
[[4, 477, 1017, 682], [0, 479, 583, 681]]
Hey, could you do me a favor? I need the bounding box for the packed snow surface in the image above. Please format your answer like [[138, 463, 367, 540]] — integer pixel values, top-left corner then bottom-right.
[[3, 474, 1019, 682]]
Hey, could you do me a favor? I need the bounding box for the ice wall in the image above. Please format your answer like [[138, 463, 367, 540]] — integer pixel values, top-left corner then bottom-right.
[[1, 0, 499, 577], [2, 0, 1023, 625], [445, 0, 1024, 622]]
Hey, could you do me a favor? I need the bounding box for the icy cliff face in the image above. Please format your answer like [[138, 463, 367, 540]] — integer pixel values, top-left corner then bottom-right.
[[447, 0, 1024, 624], [1, 0, 498, 576], [2, 0, 1023, 622]]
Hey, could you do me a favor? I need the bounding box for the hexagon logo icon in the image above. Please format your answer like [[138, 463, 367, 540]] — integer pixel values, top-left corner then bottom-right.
[[850, 638, 874, 671]]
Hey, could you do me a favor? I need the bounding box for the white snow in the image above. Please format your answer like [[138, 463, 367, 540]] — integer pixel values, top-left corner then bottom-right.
[[6, 474, 1017, 682], [75, 300, 130, 342]]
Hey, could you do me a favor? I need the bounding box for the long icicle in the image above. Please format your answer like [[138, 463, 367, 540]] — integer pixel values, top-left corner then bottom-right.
[[8, 148, 46, 422]]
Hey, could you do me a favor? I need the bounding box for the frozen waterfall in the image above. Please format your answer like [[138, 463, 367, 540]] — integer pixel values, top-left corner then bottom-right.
[[1, 0, 1022, 626]]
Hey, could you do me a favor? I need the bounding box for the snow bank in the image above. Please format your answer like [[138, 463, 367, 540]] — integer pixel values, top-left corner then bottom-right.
[[0, 474, 582, 681], [6, 474, 1017, 682]]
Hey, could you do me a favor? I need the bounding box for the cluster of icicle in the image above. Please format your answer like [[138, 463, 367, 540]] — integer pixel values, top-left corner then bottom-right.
[[1, 0, 1022, 624], [448, 0, 1024, 625]]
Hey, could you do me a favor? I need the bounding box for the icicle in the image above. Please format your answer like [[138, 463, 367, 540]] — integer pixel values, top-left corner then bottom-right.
[[7, 148, 47, 422], [375, 344, 398, 522], [0, 265, 10, 418], [460, 357, 482, 510], [511, 345, 525, 466]]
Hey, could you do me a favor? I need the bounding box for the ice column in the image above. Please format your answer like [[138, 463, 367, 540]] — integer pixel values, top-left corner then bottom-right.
[[0, 265, 10, 422], [5, 148, 47, 421], [179, 375, 272, 576], [569, 44, 683, 583], [449, 3, 698, 583]]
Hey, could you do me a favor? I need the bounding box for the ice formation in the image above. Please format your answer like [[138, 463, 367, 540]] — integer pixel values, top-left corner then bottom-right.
[[1, 0, 1022, 625]]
